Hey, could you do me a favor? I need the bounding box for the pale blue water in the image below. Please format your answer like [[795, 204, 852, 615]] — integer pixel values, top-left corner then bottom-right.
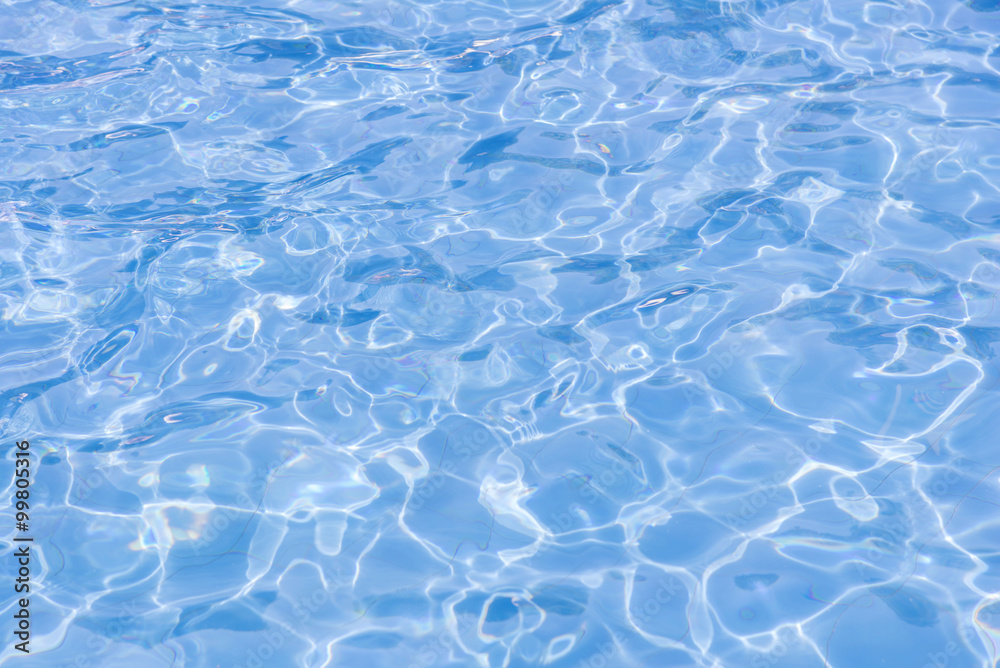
[[2, 1, 1000, 666]]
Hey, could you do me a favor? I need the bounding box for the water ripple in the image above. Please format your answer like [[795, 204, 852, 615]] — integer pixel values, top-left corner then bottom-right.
[[3, 0, 1000, 667]]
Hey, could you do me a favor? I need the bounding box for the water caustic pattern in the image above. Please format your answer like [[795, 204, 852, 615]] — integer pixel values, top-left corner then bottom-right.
[[1, 0, 1000, 666]]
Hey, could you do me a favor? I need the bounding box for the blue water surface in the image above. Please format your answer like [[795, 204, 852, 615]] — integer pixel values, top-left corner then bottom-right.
[[2, 0, 1000, 666]]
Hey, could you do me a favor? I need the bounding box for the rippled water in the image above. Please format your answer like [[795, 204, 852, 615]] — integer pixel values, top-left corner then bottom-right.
[[3, 1, 1000, 666]]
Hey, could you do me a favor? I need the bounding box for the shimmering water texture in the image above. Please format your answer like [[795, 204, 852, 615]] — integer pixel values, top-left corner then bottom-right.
[[3, 0, 1000, 666]]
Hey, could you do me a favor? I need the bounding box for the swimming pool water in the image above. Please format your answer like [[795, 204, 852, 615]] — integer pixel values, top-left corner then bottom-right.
[[3, 0, 1000, 666]]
